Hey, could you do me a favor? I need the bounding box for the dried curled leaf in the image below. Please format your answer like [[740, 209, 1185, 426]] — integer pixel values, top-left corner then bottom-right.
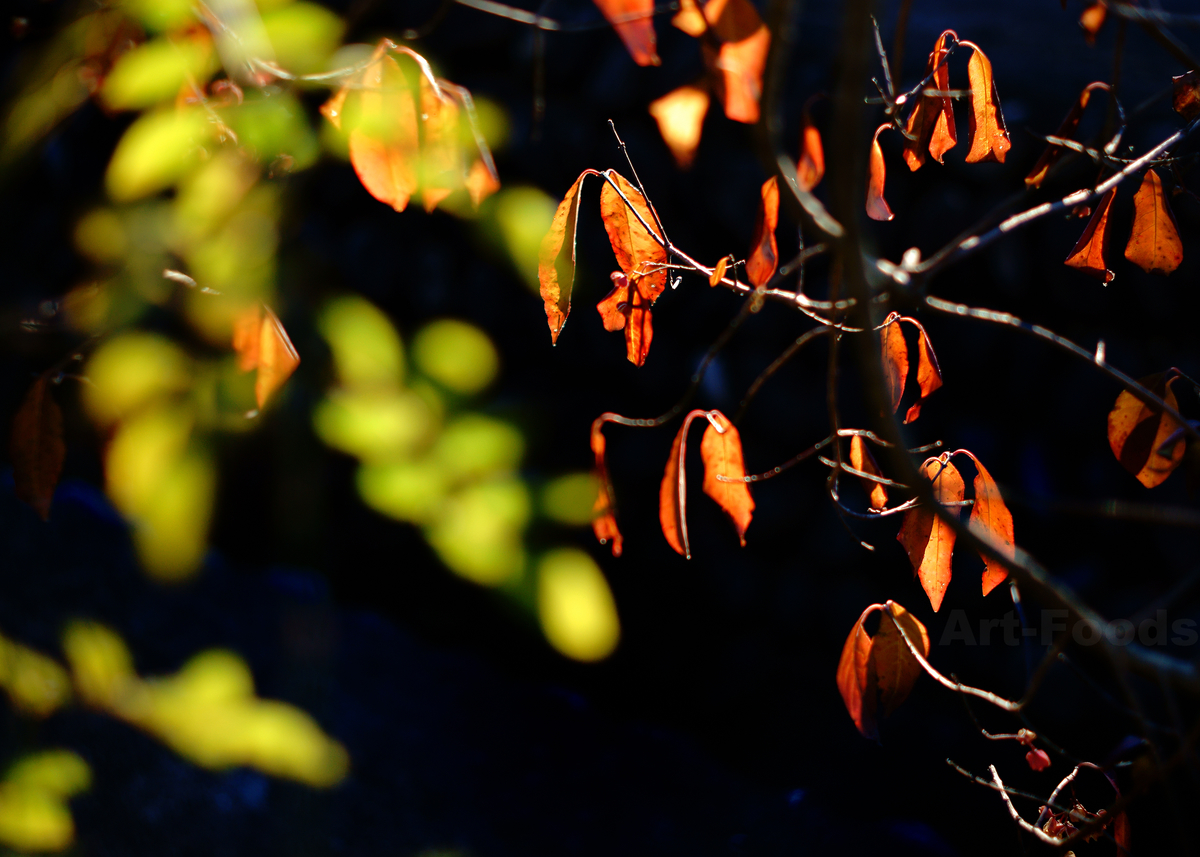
[[897, 456, 964, 612], [849, 435, 888, 511], [867, 125, 894, 222], [1025, 82, 1107, 188], [745, 176, 779, 288], [10, 375, 65, 521], [590, 417, 623, 557], [649, 84, 710, 169], [1108, 373, 1185, 488], [660, 412, 706, 558], [700, 411, 754, 545], [962, 452, 1014, 597], [880, 314, 908, 412], [902, 319, 943, 424], [1065, 188, 1116, 283], [233, 304, 301, 409], [699, 0, 770, 124], [903, 30, 957, 171], [595, 271, 654, 366], [599, 171, 669, 302], [538, 171, 593, 343], [964, 45, 1011, 164], [836, 601, 930, 739], [592, 0, 661, 67], [1125, 169, 1183, 275], [796, 104, 825, 191], [1173, 70, 1200, 122]]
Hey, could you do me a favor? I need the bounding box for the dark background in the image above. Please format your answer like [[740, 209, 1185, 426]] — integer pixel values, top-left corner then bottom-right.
[[3, 0, 1200, 854]]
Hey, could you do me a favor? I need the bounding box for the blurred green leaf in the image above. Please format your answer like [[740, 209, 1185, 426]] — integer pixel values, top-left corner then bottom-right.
[[105, 108, 212, 201], [413, 319, 498, 394]]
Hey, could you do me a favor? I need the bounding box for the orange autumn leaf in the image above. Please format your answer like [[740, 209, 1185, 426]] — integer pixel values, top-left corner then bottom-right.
[[660, 411, 706, 558], [903, 30, 957, 171], [233, 304, 300, 409], [624, 279, 655, 366], [1025, 82, 1108, 188], [836, 601, 929, 739], [592, 0, 660, 67], [538, 171, 595, 343], [649, 84, 710, 169], [796, 104, 825, 191], [961, 452, 1014, 596], [836, 604, 879, 739], [465, 157, 501, 208], [709, 255, 730, 287], [1065, 188, 1116, 283], [699, 0, 770, 124], [699, 410, 754, 545], [745, 176, 779, 288], [348, 51, 420, 212], [902, 318, 943, 424], [867, 124, 894, 222], [590, 417, 623, 557], [964, 45, 1011, 164], [417, 75, 463, 212], [596, 271, 630, 332], [1125, 169, 1183, 275], [849, 434, 888, 511], [599, 171, 669, 301], [671, 0, 708, 37], [880, 314, 908, 412], [1108, 373, 1185, 488], [10, 374, 65, 521], [897, 456, 965, 612], [1079, 3, 1107, 45]]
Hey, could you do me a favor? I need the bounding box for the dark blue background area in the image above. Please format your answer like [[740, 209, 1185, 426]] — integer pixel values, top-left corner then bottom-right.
[[3, 0, 1200, 854]]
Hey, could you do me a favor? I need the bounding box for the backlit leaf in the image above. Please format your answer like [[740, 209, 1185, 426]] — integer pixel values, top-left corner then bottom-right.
[[1025, 82, 1106, 188], [649, 84, 710, 169], [836, 600, 929, 739], [465, 157, 501, 208], [867, 125, 894, 221], [897, 456, 964, 612], [590, 417, 622, 557], [660, 411, 706, 558], [595, 271, 653, 365], [902, 30, 957, 171], [880, 314, 908, 412], [849, 434, 888, 511], [596, 271, 629, 332], [901, 318, 943, 424], [964, 45, 1011, 164], [10, 375, 65, 521], [1108, 373, 1185, 488], [671, 0, 708, 37], [709, 255, 730, 287], [836, 604, 881, 739], [599, 171, 669, 301], [1064, 188, 1115, 282], [873, 601, 929, 716], [592, 0, 660, 67], [961, 452, 1014, 596], [538, 171, 593, 343], [699, 0, 770, 124], [745, 176, 779, 288], [796, 104, 825, 191], [347, 50, 419, 211], [1124, 169, 1183, 275], [1025, 748, 1051, 771], [700, 411, 754, 545], [417, 75, 462, 212], [232, 304, 300, 408]]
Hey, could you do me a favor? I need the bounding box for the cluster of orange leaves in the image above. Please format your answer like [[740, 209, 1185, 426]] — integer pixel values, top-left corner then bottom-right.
[[868, 31, 1011, 222], [319, 41, 500, 213]]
